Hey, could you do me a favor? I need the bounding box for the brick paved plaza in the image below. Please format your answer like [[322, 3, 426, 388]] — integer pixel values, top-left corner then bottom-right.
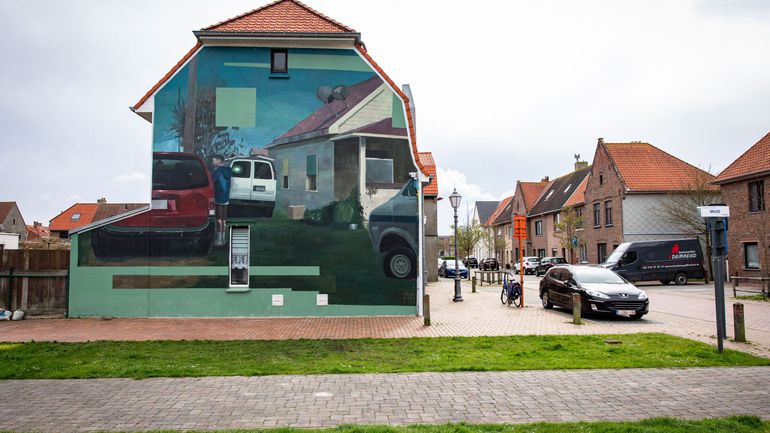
[[0, 366, 767, 432], [2, 276, 769, 357]]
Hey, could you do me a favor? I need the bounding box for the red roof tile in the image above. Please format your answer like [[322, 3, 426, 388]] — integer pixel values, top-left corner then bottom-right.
[[49, 204, 99, 232], [604, 142, 714, 192], [518, 181, 550, 213], [418, 152, 438, 196], [486, 195, 513, 227], [713, 132, 770, 184], [204, 0, 355, 33], [26, 224, 50, 239]]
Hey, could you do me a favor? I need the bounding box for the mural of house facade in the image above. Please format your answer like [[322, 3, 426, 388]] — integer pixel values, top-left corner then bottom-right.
[[67, 0, 429, 317]]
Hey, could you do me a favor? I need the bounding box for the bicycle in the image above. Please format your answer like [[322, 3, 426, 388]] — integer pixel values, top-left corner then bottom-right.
[[500, 273, 522, 307]]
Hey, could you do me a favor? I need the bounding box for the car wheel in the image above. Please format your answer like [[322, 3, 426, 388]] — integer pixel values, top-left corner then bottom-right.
[[660, 280, 671, 285], [514, 267, 519, 274], [383, 247, 416, 279], [674, 272, 688, 285], [541, 290, 553, 309]]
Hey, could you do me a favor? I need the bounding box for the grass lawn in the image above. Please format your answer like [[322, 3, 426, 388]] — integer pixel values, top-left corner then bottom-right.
[[736, 294, 769, 302], [1, 333, 768, 380]]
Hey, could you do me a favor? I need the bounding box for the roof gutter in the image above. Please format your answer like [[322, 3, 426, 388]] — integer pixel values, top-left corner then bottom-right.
[[193, 30, 361, 43]]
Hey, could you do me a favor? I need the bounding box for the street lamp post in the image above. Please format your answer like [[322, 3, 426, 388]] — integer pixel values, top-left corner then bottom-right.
[[449, 189, 463, 302]]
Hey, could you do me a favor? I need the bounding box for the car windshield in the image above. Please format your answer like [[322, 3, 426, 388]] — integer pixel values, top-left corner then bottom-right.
[[153, 156, 209, 190], [604, 244, 629, 264], [526, 257, 540, 262], [573, 267, 626, 284], [446, 261, 466, 269], [554, 258, 567, 264]]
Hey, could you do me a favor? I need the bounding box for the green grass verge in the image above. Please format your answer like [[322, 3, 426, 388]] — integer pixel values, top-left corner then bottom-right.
[[736, 294, 769, 302], [1, 333, 767, 380]]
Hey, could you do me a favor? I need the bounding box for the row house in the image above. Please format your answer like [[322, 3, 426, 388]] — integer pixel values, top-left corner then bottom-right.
[[527, 164, 591, 261], [49, 200, 146, 239], [472, 200, 499, 260], [510, 179, 550, 260], [713, 132, 770, 279], [583, 139, 715, 263], [487, 196, 514, 267]]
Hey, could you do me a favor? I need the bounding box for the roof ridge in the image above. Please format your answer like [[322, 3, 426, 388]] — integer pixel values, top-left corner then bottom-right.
[[611, 142, 713, 178], [203, 0, 355, 32]]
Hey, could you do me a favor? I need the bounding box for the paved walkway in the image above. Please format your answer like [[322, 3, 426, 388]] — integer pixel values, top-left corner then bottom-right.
[[3, 277, 769, 357], [0, 366, 767, 432]]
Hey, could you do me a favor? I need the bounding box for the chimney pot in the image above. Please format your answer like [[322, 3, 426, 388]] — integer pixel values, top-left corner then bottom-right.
[[97, 197, 107, 204], [542, 176, 550, 182]]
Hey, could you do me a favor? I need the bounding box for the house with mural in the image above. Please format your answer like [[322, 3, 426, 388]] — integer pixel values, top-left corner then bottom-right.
[[66, 0, 431, 318]]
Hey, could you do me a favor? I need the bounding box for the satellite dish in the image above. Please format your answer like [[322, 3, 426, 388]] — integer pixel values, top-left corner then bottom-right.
[[331, 85, 349, 101], [316, 86, 333, 104]]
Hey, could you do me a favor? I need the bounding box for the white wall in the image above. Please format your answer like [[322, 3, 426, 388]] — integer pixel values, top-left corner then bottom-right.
[[622, 194, 699, 242], [0, 233, 20, 250]]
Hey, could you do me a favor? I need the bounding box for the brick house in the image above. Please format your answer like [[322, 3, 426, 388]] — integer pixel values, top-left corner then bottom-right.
[[487, 196, 514, 268], [0, 202, 28, 242], [527, 165, 591, 260], [713, 132, 770, 278], [582, 139, 714, 263], [510, 180, 550, 259]]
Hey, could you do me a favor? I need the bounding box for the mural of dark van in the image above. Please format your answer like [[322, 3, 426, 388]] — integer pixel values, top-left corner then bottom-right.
[[602, 239, 705, 285], [368, 179, 419, 279]]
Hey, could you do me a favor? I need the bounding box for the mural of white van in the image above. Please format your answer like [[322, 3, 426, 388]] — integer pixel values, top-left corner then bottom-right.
[[228, 156, 276, 217], [368, 180, 419, 279]]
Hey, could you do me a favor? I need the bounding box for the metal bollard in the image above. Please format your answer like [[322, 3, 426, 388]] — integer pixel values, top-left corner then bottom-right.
[[423, 294, 431, 326], [572, 293, 582, 325], [472, 276, 476, 293], [733, 303, 746, 342]]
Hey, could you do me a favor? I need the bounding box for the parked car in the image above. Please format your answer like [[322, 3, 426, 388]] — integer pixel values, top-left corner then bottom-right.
[[480, 257, 500, 271], [439, 260, 469, 279], [601, 239, 705, 285], [514, 256, 541, 275], [368, 180, 419, 279], [539, 265, 649, 319], [92, 152, 215, 256], [463, 256, 479, 268], [535, 257, 568, 276], [228, 155, 276, 217]]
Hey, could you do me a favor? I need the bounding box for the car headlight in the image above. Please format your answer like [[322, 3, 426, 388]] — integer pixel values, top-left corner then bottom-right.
[[585, 290, 610, 299], [638, 291, 648, 300]]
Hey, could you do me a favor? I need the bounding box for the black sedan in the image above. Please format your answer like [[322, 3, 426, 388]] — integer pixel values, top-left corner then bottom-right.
[[534, 257, 568, 276], [481, 257, 500, 271], [463, 257, 479, 268], [539, 265, 649, 319]]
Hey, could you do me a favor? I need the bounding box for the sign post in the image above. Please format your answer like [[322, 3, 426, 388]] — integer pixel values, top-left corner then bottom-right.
[[698, 205, 729, 353], [514, 215, 527, 308]]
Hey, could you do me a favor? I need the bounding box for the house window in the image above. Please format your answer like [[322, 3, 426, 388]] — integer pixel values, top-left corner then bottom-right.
[[597, 243, 607, 263], [579, 244, 587, 263], [232, 161, 251, 178], [254, 161, 272, 180], [365, 157, 394, 184], [537, 249, 546, 258], [306, 155, 317, 191], [507, 226, 513, 237], [535, 220, 543, 236], [282, 159, 289, 190], [749, 181, 765, 212], [553, 213, 560, 229], [71, 213, 81, 221], [593, 203, 601, 227], [599, 173, 604, 185], [551, 249, 557, 256], [605, 201, 613, 226], [271, 49, 288, 74], [745, 243, 760, 269], [575, 207, 583, 229]]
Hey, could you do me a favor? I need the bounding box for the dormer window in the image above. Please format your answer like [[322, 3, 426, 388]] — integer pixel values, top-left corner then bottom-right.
[[271, 49, 288, 74], [71, 213, 81, 221]]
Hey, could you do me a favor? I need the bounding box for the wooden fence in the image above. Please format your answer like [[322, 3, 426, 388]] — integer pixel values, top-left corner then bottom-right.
[[0, 249, 69, 316]]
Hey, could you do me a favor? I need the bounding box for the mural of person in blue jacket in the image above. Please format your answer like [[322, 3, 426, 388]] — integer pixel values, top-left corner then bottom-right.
[[211, 154, 232, 247]]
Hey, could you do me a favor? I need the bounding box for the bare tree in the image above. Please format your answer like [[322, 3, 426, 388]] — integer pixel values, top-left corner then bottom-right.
[[656, 168, 721, 282], [554, 206, 584, 264], [450, 219, 485, 260]]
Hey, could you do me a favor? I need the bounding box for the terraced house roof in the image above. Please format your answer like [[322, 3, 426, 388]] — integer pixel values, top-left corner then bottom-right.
[[713, 131, 770, 184], [603, 142, 714, 192], [418, 152, 438, 196], [203, 0, 356, 33], [475, 201, 499, 225], [528, 167, 591, 217], [518, 181, 550, 214], [488, 196, 514, 227]]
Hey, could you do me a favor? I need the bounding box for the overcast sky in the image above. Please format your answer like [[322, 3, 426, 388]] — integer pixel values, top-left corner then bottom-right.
[[1, 0, 769, 235]]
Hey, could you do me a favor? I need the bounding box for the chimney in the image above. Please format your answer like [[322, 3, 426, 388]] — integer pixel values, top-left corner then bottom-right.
[[574, 161, 588, 171], [598, 137, 604, 145], [97, 197, 107, 204], [33, 221, 41, 228], [541, 176, 550, 182]]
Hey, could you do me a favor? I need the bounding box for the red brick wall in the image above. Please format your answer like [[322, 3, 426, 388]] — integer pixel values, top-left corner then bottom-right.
[[721, 175, 770, 277], [582, 143, 624, 263]]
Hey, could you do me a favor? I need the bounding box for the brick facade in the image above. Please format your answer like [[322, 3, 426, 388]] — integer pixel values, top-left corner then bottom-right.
[[720, 175, 770, 277], [582, 142, 624, 263]]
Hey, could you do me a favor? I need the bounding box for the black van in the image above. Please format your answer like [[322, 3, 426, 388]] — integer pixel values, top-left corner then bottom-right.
[[601, 239, 705, 285]]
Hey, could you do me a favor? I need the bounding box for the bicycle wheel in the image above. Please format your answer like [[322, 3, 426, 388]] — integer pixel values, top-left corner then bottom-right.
[[500, 285, 509, 305], [512, 289, 522, 308]]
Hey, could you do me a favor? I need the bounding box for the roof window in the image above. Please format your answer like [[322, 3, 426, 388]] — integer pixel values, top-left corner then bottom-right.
[[71, 213, 81, 221]]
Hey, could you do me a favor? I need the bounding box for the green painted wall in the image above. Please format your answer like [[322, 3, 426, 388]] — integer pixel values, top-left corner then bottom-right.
[[68, 234, 414, 318]]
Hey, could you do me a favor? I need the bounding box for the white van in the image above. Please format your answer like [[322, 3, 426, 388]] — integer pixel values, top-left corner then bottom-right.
[[228, 156, 277, 217]]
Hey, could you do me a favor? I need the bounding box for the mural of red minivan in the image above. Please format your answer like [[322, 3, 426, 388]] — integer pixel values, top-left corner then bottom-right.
[[92, 152, 215, 256]]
